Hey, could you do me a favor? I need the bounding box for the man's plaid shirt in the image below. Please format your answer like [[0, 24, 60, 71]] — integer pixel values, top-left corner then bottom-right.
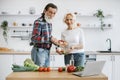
[[31, 18, 52, 49]]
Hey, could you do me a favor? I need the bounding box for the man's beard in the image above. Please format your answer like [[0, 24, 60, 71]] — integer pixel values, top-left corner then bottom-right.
[[45, 15, 52, 23]]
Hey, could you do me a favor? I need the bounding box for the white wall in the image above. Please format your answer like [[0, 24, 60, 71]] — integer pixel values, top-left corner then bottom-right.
[[0, 0, 120, 51]]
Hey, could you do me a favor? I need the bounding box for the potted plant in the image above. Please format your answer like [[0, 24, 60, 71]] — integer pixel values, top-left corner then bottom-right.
[[94, 9, 105, 30], [0, 20, 8, 43]]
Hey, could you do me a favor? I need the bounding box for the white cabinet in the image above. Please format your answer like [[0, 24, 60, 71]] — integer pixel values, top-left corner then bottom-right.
[[96, 55, 120, 80], [0, 55, 13, 80], [114, 55, 120, 80], [96, 55, 113, 80], [13, 54, 65, 67], [13, 54, 31, 65], [0, 54, 31, 80], [50, 55, 65, 68]]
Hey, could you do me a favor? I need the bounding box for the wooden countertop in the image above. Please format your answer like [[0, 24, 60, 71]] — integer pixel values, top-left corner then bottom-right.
[[0, 50, 120, 55], [6, 71, 108, 80], [0, 51, 30, 55]]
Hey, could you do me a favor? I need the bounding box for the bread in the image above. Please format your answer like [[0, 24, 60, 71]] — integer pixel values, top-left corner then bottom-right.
[[0, 47, 12, 51]]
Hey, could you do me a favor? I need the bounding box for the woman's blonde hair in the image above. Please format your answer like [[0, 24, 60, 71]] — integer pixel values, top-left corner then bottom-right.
[[63, 13, 76, 23]]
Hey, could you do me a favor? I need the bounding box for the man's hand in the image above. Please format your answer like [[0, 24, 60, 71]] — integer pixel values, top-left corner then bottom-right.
[[51, 37, 59, 45]]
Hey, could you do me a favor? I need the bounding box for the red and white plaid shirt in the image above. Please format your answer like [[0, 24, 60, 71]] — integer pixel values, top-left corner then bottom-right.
[[31, 18, 52, 49]]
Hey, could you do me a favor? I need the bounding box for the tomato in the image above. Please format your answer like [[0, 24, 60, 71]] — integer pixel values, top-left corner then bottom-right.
[[58, 40, 64, 44], [67, 65, 76, 72], [58, 67, 66, 72], [58, 40, 64, 43], [43, 67, 48, 72], [47, 67, 51, 72], [38, 67, 44, 72], [38, 67, 51, 72], [58, 67, 63, 72]]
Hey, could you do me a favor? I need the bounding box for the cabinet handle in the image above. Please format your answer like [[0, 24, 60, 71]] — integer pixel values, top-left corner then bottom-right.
[[113, 56, 115, 61], [111, 56, 113, 61], [53, 55, 55, 61], [111, 56, 115, 61], [50, 56, 53, 61]]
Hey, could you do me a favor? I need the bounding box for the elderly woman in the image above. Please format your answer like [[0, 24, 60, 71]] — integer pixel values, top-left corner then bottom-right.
[[57, 13, 85, 67]]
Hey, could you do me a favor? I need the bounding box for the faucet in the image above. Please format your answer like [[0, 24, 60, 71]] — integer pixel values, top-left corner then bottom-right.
[[106, 38, 111, 52]]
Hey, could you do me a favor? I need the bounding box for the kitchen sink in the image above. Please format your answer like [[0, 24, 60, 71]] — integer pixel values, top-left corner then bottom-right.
[[97, 51, 120, 53]]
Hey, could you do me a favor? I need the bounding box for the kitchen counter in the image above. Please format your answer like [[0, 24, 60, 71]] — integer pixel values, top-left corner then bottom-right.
[[0, 51, 30, 55], [0, 50, 120, 55], [6, 71, 108, 80]]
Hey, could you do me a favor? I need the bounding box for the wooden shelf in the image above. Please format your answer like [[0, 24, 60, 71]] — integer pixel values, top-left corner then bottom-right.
[[76, 14, 112, 18], [8, 26, 33, 28], [0, 14, 40, 16]]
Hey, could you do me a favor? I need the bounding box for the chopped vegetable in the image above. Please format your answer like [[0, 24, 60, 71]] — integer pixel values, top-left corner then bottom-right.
[[75, 66, 84, 72]]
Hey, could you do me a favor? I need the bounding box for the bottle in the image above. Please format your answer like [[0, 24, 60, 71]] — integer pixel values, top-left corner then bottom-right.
[[70, 54, 74, 66]]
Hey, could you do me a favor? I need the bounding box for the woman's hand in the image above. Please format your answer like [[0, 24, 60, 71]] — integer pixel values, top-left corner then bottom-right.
[[65, 48, 73, 54], [70, 46, 75, 50], [65, 46, 76, 54], [56, 49, 64, 55], [70, 44, 83, 50], [58, 40, 68, 47]]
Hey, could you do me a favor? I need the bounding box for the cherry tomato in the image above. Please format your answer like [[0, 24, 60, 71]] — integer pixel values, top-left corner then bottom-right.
[[43, 67, 48, 72], [38, 67, 44, 72], [47, 67, 51, 72], [58, 67, 63, 72]]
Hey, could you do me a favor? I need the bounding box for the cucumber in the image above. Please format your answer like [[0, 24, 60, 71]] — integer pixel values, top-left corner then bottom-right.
[[12, 66, 35, 72], [12, 67, 26, 72], [12, 64, 37, 72]]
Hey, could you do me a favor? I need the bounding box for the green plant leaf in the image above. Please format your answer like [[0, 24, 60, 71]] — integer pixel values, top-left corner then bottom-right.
[[1, 20, 8, 43], [94, 9, 105, 30]]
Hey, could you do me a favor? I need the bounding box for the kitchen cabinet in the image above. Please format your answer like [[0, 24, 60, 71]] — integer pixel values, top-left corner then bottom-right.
[[0, 54, 31, 80], [50, 55, 65, 67], [96, 55, 113, 80], [114, 55, 120, 80], [10, 51, 66, 67], [96, 54, 120, 80], [14, 54, 65, 67], [13, 55, 31, 65], [0, 55, 13, 80]]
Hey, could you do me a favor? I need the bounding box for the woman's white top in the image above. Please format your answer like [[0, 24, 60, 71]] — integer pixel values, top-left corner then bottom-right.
[[61, 27, 85, 53]]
